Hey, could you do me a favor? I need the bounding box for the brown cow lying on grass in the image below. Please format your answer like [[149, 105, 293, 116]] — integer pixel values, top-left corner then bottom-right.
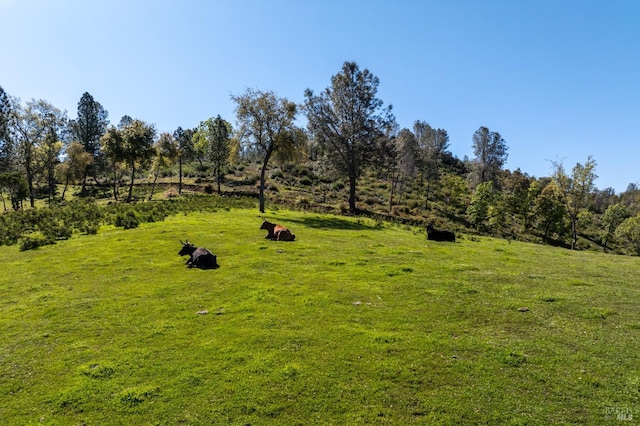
[[260, 220, 296, 241]]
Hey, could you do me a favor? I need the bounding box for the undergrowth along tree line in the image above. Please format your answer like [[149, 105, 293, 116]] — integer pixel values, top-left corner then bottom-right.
[[2, 61, 640, 254], [0, 194, 255, 251]]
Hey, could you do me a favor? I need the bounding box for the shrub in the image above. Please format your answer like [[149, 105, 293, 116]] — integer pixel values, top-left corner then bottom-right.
[[20, 232, 54, 251], [82, 224, 99, 235], [299, 177, 314, 186], [295, 196, 312, 209], [162, 187, 180, 199], [115, 211, 140, 229]]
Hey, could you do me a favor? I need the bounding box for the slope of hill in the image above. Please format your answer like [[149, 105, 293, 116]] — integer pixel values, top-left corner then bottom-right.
[[1, 207, 639, 424]]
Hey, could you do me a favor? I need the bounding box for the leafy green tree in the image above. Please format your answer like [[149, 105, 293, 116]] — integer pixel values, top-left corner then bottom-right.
[[470, 126, 508, 186], [441, 173, 469, 212], [56, 142, 93, 200], [619, 183, 640, 217], [173, 126, 196, 194], [615, 215, 640, 255], [600, 203, 629, 252], [552, 156, 598, 249], [467, 181, 495, 230], [389, 128, 418, 210], [194, 116, 232, 193], [0, 172, 28, 211], [68, 92, 109, 192], [100, 126, 125, 201], [414, 121, 450, 207], [36, 127, 63, 202], [148, 132, 179, 200], [232, 88, 304, 213], [521, 179, 542, 229], [488, 191, 511, 235], [534, 182, 568, 242], [10, 99, 67, 207], [304, 61, 396, 212], [499, 169, 539, 230], [99, 118, 156, 202], [121, 119, 156, 202]]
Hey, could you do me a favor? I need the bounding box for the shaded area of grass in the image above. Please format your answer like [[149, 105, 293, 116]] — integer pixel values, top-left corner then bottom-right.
[[1, 209, 640, 424]]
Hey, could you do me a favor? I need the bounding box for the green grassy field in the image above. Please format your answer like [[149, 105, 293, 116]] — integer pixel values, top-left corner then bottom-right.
[[2, 207, 640, 425]]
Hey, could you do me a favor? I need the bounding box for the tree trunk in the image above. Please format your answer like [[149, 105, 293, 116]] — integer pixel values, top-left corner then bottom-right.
[[48, 169, 55, 203], [259, 157, 268, 213], [127, 164, 136, 202], [25, 152, 35, 208], [216, 163, 222, 193], [112, 163, 119, 201], [61, 173, 70, 200], [149, 164, 160, 201], [570, 216, 578, 250], [178, 155, 183, 194], [80, 168, 88, 195], [425, 178, 431, 210], [348, 172, 357, 212], [389, 170, 400, 214]]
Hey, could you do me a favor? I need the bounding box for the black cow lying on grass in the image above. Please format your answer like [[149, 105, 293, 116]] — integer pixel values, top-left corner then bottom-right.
[[178, 240, 219, 269], [426, 223, 456, 242]]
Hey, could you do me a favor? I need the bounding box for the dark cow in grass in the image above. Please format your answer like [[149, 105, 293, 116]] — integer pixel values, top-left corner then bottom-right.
[[426, 223, 456, 242], [178, 240, 219, 269], [260, 220, 295, 241]]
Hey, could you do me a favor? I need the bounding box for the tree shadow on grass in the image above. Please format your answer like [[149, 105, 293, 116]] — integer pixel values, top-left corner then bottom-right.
[[288, 215, 380, 231]]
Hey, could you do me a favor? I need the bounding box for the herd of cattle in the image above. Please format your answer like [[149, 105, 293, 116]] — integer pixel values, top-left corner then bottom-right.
[[178, 220, 455, 269]]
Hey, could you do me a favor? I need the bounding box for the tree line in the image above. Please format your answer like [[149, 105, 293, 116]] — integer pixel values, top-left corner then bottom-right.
[[2, 61, 640, 254]]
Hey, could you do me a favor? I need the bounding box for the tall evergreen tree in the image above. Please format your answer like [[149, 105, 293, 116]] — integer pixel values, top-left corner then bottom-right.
[[304, 61, 396, 212], [194, 115, 232, 193], [68, 92, 109, 192], [0, 85, 14, 172]]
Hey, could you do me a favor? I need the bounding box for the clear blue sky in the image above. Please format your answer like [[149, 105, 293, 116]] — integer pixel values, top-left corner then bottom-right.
[[2, 0, 639, 192]]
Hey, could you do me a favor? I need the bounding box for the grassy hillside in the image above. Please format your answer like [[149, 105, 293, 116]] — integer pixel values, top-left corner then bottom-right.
[[2, 207, 640, 424]]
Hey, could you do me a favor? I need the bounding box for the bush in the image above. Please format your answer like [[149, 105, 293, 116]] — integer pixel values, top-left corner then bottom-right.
[[299, 177, 314, 186], [295, 196, 312, 209], [162, 187, 180, 199], [333, 182, 345, 191], [20, 232, 54, 251], [82, 224, 99, 235], [115, 211, 140, 229]]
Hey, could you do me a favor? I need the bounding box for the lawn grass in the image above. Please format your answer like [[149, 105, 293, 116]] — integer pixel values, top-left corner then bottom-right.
[[1, 207, 640, 424]]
